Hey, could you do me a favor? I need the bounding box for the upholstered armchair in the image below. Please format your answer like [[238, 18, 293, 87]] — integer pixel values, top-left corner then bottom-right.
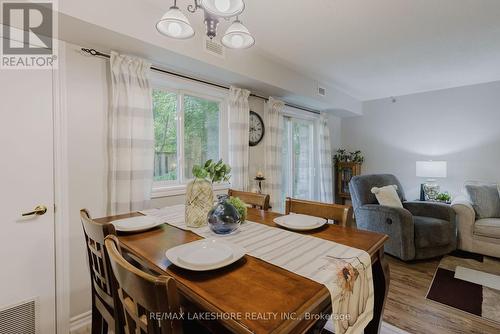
[[349, 174, 457, 261], [451, 196, 500, 258]]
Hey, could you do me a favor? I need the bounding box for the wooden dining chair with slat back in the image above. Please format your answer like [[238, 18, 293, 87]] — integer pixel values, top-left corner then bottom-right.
[[228, 189, 270, 210], [285, 197, 354, 227], [80, 209, 121, 334], [104, 235, 183, 334]]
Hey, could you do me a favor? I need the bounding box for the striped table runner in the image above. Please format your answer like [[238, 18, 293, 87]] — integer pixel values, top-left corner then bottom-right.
[[141, 205, 374, 334]]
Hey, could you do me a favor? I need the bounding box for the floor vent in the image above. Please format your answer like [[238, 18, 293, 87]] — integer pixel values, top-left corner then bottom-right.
[[204, 38, 225, 58], [0, 299, 38, 334]]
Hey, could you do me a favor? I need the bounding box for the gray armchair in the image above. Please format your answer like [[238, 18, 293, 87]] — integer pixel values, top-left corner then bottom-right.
[[349, 174, 457, 261]]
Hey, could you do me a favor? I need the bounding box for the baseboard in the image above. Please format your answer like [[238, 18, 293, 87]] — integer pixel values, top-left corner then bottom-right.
[[69, 310, 91, 334]]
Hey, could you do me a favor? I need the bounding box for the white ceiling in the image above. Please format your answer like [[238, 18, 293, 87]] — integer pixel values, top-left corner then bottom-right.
[[241, 0, 500, 101]]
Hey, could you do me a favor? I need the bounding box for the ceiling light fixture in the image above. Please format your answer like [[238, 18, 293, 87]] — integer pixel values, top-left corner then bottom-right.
[[156, 0, 254, 49]]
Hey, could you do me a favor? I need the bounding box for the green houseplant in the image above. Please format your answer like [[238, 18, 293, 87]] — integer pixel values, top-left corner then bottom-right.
[[227, 196, 248, 222]]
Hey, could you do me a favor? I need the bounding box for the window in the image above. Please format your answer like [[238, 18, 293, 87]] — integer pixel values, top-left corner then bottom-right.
[[282, 111, 318, 202], [152, 83, 227, 196]]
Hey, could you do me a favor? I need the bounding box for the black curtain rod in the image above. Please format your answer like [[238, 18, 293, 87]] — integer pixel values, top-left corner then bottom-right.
[[80, 48, 320, 115]]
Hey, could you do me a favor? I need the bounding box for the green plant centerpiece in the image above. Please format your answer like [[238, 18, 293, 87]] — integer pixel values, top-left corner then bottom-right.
[[185, 159, 231, 228], [227, 196, 248, 222]]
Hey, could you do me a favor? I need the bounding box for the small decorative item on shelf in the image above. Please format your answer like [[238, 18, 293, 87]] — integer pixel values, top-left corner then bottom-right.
[[254, 170, 265, 194], [435, 192, 452, 204], [333, 149, 363, 204], [208, 195, 242, 235], [185, 159, 231, 228]]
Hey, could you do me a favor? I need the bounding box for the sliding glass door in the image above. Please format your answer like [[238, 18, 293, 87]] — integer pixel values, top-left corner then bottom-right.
[[282, 115, 317, 201]]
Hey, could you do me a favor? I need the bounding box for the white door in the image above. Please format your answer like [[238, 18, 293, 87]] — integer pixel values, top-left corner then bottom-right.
[[0, 68, 56, 333]]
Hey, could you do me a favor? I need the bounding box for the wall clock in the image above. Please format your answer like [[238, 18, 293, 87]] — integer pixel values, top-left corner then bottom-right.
[[249, 111, 265, 147]]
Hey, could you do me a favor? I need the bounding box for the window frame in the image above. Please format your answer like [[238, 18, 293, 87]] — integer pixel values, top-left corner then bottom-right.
[[151, 73, 229, 198], [281, 106, 320, 201]]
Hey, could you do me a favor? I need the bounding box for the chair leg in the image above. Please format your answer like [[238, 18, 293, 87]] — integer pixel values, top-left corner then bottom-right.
[[91, 305, 104, 334]]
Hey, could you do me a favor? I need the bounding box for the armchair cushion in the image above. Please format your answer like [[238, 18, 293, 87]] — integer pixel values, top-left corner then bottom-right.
[[474, 218, 500, 239], [403, 201, 455, 222], [371, 185, 403, 208], [414, 216, 455, 248], [464, 183, 500, 219]]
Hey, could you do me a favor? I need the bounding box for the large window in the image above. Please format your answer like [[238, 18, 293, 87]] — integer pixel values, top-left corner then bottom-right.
[[282, 112, 318, 201], [153, 85, 226, 195]]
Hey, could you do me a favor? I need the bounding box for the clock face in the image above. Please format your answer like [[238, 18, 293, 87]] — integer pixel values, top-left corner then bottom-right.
[[249, 111, 265, 146]]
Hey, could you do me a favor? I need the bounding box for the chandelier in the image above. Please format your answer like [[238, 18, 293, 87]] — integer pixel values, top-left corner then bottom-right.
[[156, 0, 255, 49]]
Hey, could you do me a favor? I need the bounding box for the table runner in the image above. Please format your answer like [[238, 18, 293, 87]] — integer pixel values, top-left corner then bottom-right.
[[141, 205, 374, 334]]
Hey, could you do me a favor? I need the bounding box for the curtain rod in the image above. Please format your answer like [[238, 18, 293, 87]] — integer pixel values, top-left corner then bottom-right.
[[80, 48, 320, 115]]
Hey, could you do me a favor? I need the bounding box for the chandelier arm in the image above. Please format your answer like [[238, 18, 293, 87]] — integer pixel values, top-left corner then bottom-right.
[[187, 0, 200, 13]]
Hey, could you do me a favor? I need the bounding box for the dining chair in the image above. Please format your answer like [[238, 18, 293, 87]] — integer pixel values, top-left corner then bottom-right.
[[228, 189, 271, 210], [285, 197, 354, 227], [80, 209, 121, 334], [104, 235, 183, 334]]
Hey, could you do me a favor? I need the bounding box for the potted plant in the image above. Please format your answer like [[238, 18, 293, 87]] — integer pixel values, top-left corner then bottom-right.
[[185, 159, 231, 228]]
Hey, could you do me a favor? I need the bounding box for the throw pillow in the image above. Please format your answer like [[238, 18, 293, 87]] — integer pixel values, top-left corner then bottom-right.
[[464, 183, 500, 219], [371, 185, 403, 208]]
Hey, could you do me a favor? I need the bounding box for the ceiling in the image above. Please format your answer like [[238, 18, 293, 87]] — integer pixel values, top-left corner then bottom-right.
[[243, 0, 500, 100], [125, 0, 500, 101]]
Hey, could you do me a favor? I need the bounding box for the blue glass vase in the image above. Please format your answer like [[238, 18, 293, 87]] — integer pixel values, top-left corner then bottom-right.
[[207, 195, 241, 235]]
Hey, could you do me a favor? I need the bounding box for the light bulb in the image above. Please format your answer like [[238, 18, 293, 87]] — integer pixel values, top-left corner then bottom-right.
[[214, 0, 231, 12], [231, 34, 244, 48], [168, 22, 182, 37]]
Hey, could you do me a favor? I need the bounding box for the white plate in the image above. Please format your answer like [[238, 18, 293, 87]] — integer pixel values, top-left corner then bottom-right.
[[165, 239, 246, 271], [273, 214, 327, 231], [111, 216, 159, 232]]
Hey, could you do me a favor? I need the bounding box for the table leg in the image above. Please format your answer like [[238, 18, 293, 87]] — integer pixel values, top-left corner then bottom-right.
[[364, 247, 390, 334]]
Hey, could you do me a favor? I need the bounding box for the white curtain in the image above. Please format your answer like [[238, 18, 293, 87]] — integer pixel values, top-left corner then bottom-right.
[[228, 86, 250, 191], [264, 97, 285, 212], [318, 112, 333, 202], [108, 51, 154, 215]]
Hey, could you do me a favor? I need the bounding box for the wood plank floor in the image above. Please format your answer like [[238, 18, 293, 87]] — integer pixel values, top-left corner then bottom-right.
[[384, 255, 500, 334]]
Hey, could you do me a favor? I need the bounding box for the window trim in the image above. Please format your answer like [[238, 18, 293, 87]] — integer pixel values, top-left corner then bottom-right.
[[151, 73, 229, 197]]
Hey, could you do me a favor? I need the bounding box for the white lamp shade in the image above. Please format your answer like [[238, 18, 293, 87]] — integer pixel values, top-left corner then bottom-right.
[[156, 7, 195, 39], [201, 0, 245, 17], [221, 20, 255, 49], [416, 161, 447, 178]]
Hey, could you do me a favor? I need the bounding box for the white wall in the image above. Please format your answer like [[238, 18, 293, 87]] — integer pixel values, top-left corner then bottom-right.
[[341, 81, 500, 200]]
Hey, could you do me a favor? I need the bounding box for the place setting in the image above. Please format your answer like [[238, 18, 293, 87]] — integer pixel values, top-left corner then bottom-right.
[[273, 213, 328, 231], [110, 215, 164, 233]]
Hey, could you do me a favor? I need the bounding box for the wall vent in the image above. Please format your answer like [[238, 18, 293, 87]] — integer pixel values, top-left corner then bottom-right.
[[318, 86, 326, 97], [204, 38, 225, 58], [0, 299, 38, 334]]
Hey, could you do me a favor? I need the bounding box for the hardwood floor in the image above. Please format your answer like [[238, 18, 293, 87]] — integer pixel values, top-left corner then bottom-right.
[[384, 255, 500, 334]]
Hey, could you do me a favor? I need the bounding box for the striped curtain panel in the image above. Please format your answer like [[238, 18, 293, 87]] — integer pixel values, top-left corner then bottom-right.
[[263, 97, 285, 212], [228, 86, 250, 191], [108, 51, 154, 215], [318, 112, 333, 202]]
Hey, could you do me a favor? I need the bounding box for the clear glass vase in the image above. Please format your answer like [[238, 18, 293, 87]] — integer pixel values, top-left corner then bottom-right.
[[208, 195, 241, 235], [185, 178, 214, 228]]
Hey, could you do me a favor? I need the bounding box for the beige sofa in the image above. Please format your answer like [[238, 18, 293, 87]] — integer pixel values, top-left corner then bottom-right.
[[451, 196, 500, 258]]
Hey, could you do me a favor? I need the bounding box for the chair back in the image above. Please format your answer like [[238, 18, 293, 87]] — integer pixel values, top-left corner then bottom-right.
[[104, 235, 182, 334], [228, 189, 270, 210], [80, 209, 116, 308], [349, 174, 406, 210], [285, 198, 353, 227]]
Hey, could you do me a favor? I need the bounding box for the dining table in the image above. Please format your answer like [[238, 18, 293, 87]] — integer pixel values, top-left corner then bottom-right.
[[96, 207, 389, 334]]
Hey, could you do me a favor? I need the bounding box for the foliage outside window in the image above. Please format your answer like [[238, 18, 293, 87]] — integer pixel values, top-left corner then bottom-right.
[[153, 88, 222, 189]]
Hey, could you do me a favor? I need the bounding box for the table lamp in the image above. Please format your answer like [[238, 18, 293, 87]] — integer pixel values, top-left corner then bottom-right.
[[416, 161, 447, 201]]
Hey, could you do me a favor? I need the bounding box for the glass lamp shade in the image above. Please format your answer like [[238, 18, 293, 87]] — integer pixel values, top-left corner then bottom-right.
[[201, 0, 245, 18], [221, 20, 255, 49], [156, 6, 195, 39]]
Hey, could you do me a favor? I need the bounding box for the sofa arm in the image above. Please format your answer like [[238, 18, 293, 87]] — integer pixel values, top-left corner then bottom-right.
[[451, 196, 476, 250], [355, 204, 415, 260], [403, 201, 455, 223]]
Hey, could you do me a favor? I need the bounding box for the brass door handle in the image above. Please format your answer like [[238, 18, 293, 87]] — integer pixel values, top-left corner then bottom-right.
[[22, 205, 47, 216]]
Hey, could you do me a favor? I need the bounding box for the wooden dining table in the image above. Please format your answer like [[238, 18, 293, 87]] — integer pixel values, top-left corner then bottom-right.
[[96, 208, 389, 334]]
